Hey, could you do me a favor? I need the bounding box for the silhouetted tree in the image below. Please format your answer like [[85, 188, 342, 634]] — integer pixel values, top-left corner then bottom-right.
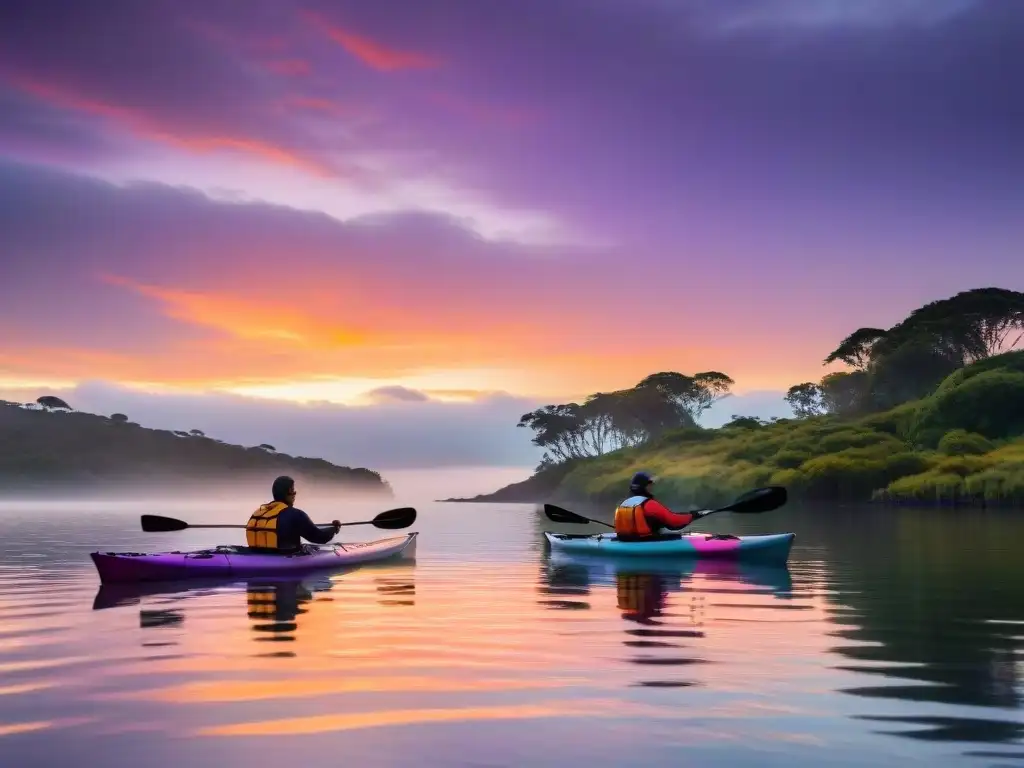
[[37, 396, 71, 410], [110, 413, 129, 423], [189, 429, 205, 437], [517, 369, 720, 464], [785, 383, 824, 418], [791, 288, 1024, 417], [634, 371, 734, 422]]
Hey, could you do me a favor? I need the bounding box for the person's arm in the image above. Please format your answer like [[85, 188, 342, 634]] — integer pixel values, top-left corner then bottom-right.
[[293, 507, 339, 544], [644, 499, 698, 530]]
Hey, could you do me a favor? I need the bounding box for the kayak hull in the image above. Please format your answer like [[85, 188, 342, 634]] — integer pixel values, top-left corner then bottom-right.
[[90, 532, 418, 584], [543, 530, 794, 565]]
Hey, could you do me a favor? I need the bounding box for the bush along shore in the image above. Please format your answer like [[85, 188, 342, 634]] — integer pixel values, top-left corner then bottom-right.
[[0, 396, 392, 497], [469, 288, 1024, 509]]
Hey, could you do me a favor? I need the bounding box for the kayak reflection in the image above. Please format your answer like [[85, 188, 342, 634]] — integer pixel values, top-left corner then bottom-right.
[[544, 550, 794, 597], [541, 552, 794, 689], [92, 561, 417, 650], [246, 575, 333, 641]]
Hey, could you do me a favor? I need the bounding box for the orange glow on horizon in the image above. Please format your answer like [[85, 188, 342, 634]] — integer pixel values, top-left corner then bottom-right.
[[0, 274, 834, 401]]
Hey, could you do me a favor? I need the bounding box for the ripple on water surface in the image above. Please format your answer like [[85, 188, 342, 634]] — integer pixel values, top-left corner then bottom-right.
[[0, 501, 1022, 767]]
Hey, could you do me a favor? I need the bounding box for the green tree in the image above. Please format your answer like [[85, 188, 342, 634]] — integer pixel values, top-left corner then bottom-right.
[[517, 369, 718, 464], [634, 370, 734, 423], [865, 339, 961, 411], [809, 288, 1024, 417], [784, 383, 824, 418], [884, 287, 1024, 364], [819, 371, 870, 415], [517, 404, 589, 463]]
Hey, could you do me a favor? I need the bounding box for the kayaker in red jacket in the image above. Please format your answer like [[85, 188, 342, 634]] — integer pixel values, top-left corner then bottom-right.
[[614, 471, 708, 540], [246, 476, 342, 552]]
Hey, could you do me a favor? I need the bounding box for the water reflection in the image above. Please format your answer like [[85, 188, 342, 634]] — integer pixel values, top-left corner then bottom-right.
[[2, 501, 1023, 766], [541, 551, 796, 689], [794, 507, 1024, 754], [246, 576, 332, 645], [92, 561, 418, 659]]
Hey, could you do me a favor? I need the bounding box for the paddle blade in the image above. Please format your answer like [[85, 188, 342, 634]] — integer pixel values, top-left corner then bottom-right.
[[141, 514, 189, 532], [372, 507, 417, 529], [543, 504, 592, 525], [723, 486, 788, 514]]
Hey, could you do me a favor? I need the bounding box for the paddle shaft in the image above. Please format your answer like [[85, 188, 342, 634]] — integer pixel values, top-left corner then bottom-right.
[[163, 521, 365, 530]]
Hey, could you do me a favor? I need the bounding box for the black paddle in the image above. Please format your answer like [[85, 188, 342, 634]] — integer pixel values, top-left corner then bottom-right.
[[140, 506, 417, 533], [544, 485, 788, 529]]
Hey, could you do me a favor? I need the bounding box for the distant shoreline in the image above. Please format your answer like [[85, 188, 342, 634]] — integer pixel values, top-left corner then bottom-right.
[[0, 399, 392, 498]]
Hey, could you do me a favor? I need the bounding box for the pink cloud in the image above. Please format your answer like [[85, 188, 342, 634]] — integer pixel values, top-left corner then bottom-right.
[[2, 72, 335, 176], [302, 12, 442, 72]]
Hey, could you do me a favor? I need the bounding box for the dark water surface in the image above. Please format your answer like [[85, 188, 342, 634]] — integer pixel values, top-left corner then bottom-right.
[[1, 498, 1023, 767]]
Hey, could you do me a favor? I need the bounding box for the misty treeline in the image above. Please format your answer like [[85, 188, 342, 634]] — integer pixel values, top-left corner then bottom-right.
[[0, 398, 388, 492], [518, 371, 734, 466], [785, 288, 1024, 418]]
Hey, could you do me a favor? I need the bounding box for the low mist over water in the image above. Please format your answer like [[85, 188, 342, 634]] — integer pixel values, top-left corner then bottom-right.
[[0, 465, 534, 515]]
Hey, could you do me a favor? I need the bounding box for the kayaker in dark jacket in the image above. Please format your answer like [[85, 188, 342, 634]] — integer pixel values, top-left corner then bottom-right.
[[246, 476, 341, 552], [613, 471, 708, 540]]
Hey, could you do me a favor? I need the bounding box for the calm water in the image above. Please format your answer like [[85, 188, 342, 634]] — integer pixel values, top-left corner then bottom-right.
[[1, 496, 1023, 767]]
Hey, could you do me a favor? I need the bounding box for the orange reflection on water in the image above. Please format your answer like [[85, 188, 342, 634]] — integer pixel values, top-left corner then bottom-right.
[[197, 698, 627, 737], [102, 674, 585, 704]]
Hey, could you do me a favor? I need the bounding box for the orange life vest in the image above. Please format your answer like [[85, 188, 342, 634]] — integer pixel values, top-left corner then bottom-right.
[[614, 495, 653, 538], [246, 501, 288, 549]]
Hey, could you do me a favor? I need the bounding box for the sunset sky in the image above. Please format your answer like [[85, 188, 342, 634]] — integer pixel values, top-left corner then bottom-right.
[[1, 0, 1022, 469]]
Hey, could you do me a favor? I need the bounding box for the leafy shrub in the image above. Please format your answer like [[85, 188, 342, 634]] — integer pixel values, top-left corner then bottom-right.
[[912, 370, 1024, 441], [885, 471, 966, 501], [773, 449, 811, 469], [818, 429, 895, 453], [937, 429, 995, 456], [724, 439, 779, 463]]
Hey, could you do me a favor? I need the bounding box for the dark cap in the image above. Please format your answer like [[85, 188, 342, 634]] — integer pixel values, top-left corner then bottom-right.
[[629, 471, 655, 491], [271, 475, 295, 502]]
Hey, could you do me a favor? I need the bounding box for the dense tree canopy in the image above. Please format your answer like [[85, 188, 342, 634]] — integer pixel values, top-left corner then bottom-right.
[[788, 288, 1024, 419], [518, 370, 733, 465]]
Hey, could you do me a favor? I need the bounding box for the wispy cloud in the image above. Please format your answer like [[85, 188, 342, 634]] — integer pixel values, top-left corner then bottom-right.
[[302, 11, 442, 72], [3, 73, 334, 176], [695, 0, 979, 33]]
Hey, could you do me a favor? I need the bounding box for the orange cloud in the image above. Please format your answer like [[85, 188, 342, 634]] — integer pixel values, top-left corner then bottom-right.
[[2, 274, 823, 396], [3, 73, 333, 176], [303, 12, 442, 72], [101, 275, 369, 349]]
